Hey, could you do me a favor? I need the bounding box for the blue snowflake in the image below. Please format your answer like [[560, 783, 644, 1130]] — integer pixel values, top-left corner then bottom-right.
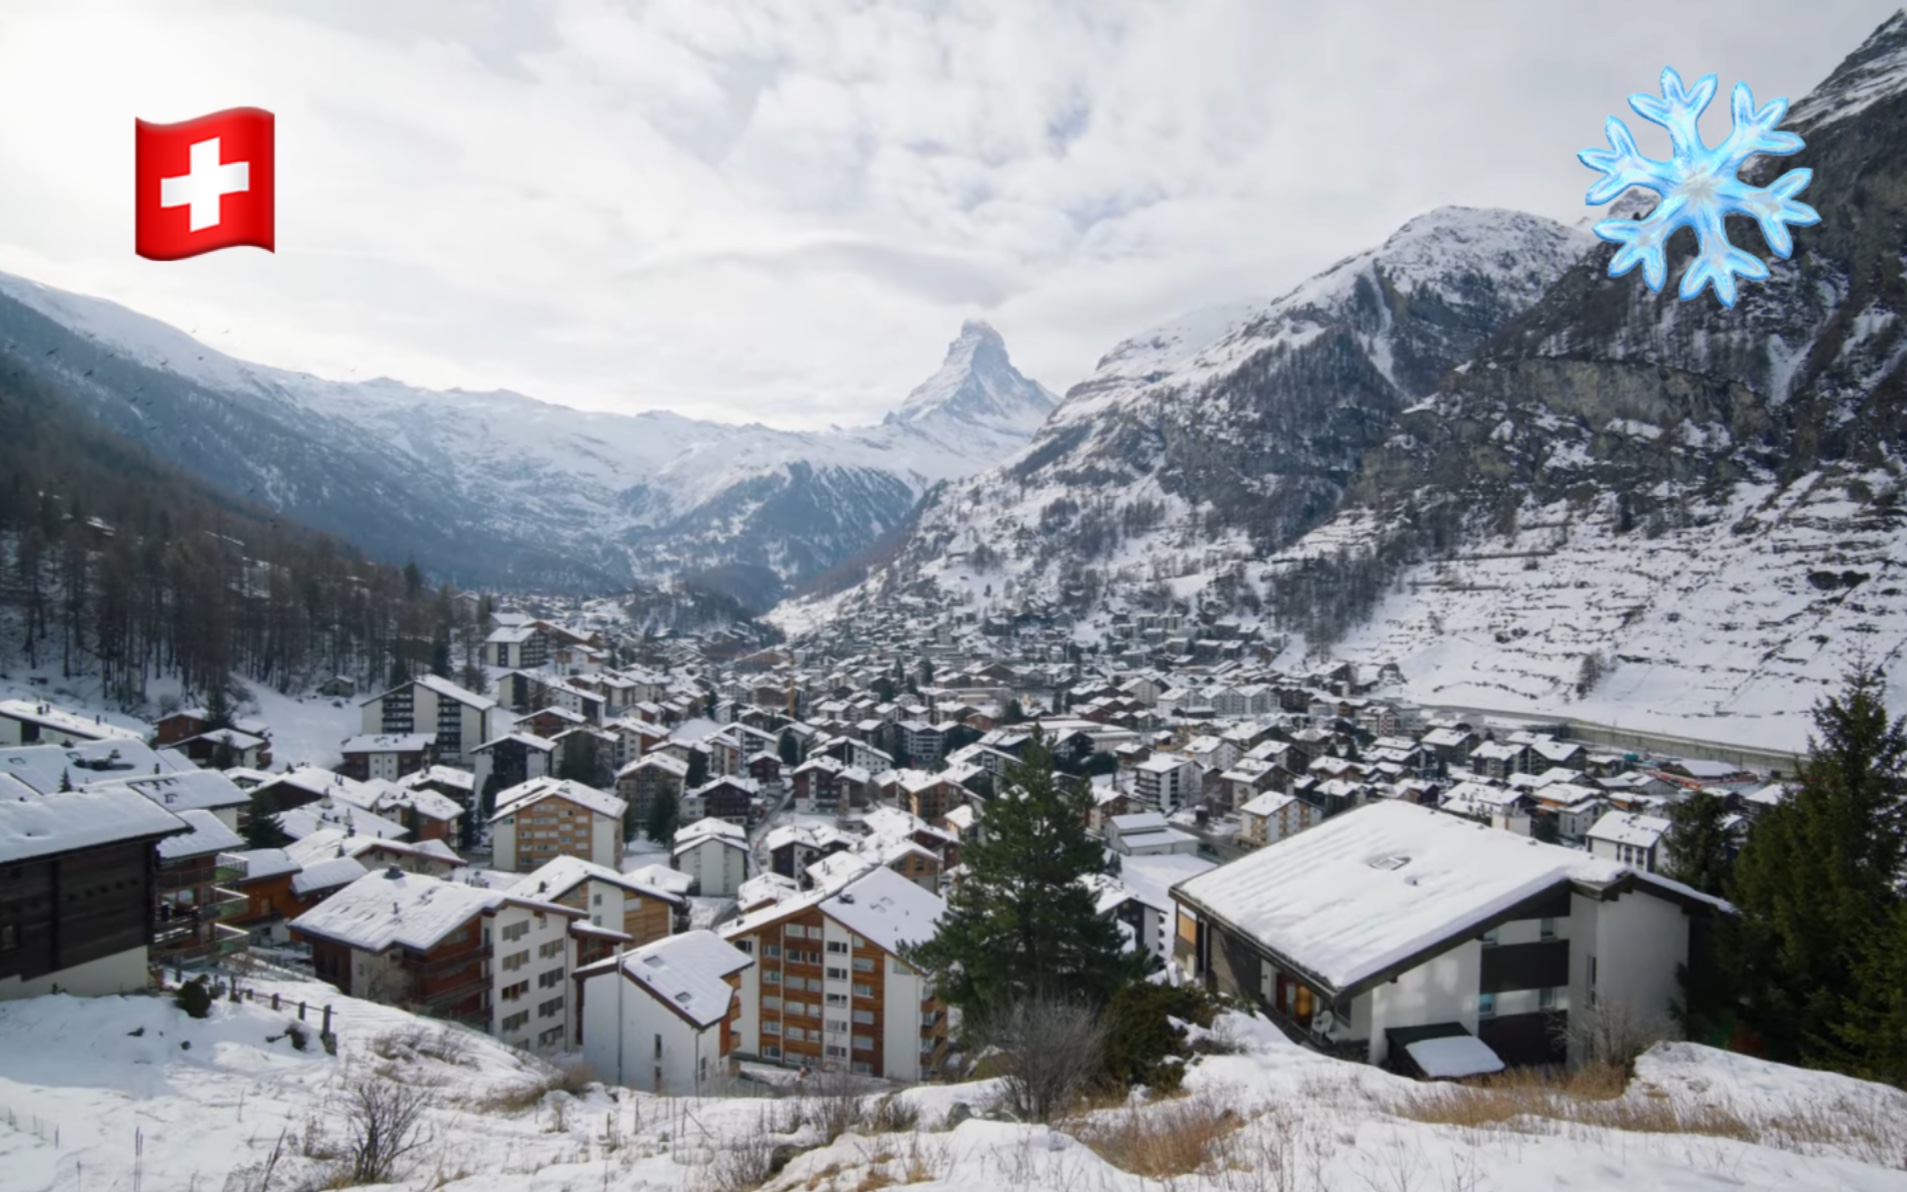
[[1579, 67, 1819, 307]]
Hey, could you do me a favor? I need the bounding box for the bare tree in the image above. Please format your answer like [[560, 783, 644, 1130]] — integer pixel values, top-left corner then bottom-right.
[[982, 996, 1107, 1123], [340, 1073, 434, 1184], [1556, 995, 1671, 1070]]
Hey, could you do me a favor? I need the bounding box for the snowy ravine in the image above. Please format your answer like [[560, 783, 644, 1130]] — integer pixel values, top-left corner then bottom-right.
[[2, 979, 1904, 1192], [0, 276, 1054, 599]]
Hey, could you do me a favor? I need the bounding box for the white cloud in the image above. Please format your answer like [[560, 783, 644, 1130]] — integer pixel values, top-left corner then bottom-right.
[[0, 0, 1893, 427]]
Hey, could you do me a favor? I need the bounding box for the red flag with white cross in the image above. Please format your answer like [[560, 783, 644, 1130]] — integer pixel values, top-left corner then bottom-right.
[[134, 107, 275, 261]]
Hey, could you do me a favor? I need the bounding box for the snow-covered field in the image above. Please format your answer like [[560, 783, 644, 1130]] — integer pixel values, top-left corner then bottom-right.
[[3, 977, 1903, 1192]]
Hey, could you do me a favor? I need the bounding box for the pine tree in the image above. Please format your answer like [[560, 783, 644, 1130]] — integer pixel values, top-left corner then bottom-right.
[[1003, 698, 1024, 725], [685, 748, 709, 790], [778, 733, 800, 767], [646, 787, 681, 845], [1727, 664, 1906, 1070], [1663, 788, 1735, 896], [906, 730, 1142, 1029]]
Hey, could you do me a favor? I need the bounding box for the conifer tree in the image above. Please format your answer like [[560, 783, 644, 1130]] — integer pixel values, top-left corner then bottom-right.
[[646, 788, 681, 845], [1664, 788, 1735, 897], [1727, 664, 1906, 1071], [907, 730, 1141, 1029]]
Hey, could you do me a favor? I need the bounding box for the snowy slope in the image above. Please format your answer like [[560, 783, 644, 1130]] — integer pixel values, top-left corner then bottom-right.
[[781, 206, 1590, 630], [0, 274, 1053, 597], [2, 983, 1903, 1192]]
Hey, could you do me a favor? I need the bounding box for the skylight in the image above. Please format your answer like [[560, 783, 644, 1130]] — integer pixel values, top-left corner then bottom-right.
[[1368, 854, 1410, 871]]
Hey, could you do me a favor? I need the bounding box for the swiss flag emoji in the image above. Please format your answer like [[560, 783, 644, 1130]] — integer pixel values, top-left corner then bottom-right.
[[135, 108, 275, 261]]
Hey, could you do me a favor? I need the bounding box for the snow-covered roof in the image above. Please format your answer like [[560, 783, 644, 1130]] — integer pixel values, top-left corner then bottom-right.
[[0, 785, 188, 863], [806, 850, 879, 892], [0, 700, 144, 741], [473, 732, 558, 755], [1136, 753, 1193, 773], [1586, 811, 1670, 848], [276, 800, 408, 842], [98, 768, 251, 814], [579, 930, 751, 1029], [1171, 801, 1630, 995], [1118, 827, 1198, 852], [0, 739, 190, 794], [226, 847, 299, 881], [764, 822, 853, 853], [672, 817, 747, 853], [1407, 1034, 1505, 1079], [623, 862, 695, 896], [506, 854, 685, 906], [185, 728, 269, 751], [292, 868, 499, 952], [155, 808, 247, 860], [412, 674, 497, 711], [1239, 791, 1298, 818], [290, 855, 370, 896], [821, 865, 946, 955], [1115, 852, 1216, 915], [1111, 811, 1171, 835], [401, 765, 475, 792], [490, 776, 625, 822]]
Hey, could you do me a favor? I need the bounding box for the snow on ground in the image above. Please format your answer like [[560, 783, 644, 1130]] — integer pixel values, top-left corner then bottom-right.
[[4, 981, 1903, 1192], [237, 681, 363, 772]]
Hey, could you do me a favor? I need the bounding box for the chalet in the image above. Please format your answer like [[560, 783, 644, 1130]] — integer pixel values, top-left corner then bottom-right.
[[94, 768, 253, 832], [618, 754, 688, 833], [293, 868, 589, 1053], [360, 675, 499, 765], [470, 733, 557, 805], [176, 728, 274, 771], [1420, 728, 1479, 766], [884, 769, 966, 822], [1171, 801, 1728, 1071], [0, 700, 144, 748], [1654, 759, 1760, 790], [791, 756, 844, 813], [338, 733, 436, 782], [399, 765, 476, 808], [672, 818, 752, 898], [1440, 781, 1532, 833], [489, 777, 628, 873], [766, 823, 855, 884], [1238, 791, 1322, 848], [1530, 783, 1607, 844], [484, 624, 550, 671], [684, 775, 756, 828], [151, 809, 249, 967], [317, 676, 358, 699], [576, 930, 753, 1093], [515, 707, 588, 739], [0, 782, 190, 999], [722, 866, 948, 1079], [1585, 812, 1672, 873], [1088, 851, 1215, 964], [507, 855, 684, 948]]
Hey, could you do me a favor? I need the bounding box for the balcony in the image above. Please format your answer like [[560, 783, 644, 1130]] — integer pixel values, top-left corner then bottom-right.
[[920, 1010, 941, 1030]]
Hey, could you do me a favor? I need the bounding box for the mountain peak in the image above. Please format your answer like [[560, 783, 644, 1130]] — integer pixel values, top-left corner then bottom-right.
[[884, 321, 1056, 434]]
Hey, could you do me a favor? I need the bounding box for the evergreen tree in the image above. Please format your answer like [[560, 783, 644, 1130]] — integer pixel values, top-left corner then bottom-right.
[[919, 658, 934, 686], [1664, 788, 1735, 897], [778, 732, 800, 767], [1727, 664, 1906, 1071], [1003, 698, 1025, 725], [240, 810, 290, 850], [646, 787, 681, 845], [58, 767, 72, 793], [1530, 809, 1561, 845], [906, 730, 1141, 1029], [388, 656, 411, 690], [685, 748, 709, 790]]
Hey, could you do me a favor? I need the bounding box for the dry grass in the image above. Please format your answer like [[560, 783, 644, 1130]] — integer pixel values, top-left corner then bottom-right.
[[1391, 1063, 1907, 1166], [1072, 1092, 1244, 1178], [462, 1058, 595, 1114]]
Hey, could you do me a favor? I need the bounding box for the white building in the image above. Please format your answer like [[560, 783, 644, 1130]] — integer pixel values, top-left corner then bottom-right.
[[671, 818, 752, 897], [1105, 811, 1200, 856], [488, 777, 627, 873], [1133, 754, 1199, 814], [1171, 800, 1727, 1070], [1237, 791, 1321, 849], [360, 674, 500, 765], [576, 930, 753, 1093], [1585, 811, 1673, 873]]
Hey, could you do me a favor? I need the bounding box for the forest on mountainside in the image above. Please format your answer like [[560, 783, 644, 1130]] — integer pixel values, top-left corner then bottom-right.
[[0, 361, 488, 710]]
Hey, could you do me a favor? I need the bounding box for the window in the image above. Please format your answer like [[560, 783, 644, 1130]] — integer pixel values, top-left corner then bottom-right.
[[853, 983, 874, 999], [763, 1044, 781, 1059], [502, 1011, 530, 1032], [538, 939, 563, 959], [852, 934, 867, 949], [762, 1020, 781, 1036], [1539, 917, 1557, 941], [852, 956, 874, 972], [852, 1009, 875, 1025], [764, 944, 782, 959], [764, 970, 781, 986], [734, 938, 753, 954], [538, 968, 564, 989], [825, 1044, 847, 1058], [1478, 993, 1497, 1018], [592, 892, 603, 906], [655, 1033, 664, 1058], [785, 924, 807, 939], [762, 996, 781, 1011], [827, 1018, 848, 1033], [1539, 987, 1557, 1010], [825, 993, 848, 1007], [852, 1034, 874, 1051], [539, 997, 564, 1018], [826, 940, 848, 954], [503, 950, 529, 972], [826, 966, 848, 981], [537, 1026, 565, 1048], [502, 981, 529, 1002], [502, 921, 530, 943]]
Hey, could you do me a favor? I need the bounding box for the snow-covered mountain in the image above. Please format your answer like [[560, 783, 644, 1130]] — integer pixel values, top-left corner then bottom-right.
[[784, 11, 1907, 749], [0, 275, 1052, 600], [793, 204, 1589, 619]]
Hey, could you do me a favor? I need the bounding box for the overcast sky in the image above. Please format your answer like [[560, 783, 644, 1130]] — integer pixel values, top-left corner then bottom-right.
[[0, 1, 1896, 429]]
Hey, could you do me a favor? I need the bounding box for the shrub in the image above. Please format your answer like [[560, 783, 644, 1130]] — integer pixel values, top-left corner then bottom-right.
[[1073, 1092, 1241, 1177], [1101, 980, 1217, 1094], [175, 976, 213, 1020], [982, 996, 1107, 1123]]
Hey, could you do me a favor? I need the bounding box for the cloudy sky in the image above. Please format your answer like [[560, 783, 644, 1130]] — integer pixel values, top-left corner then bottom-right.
[[0, 0, 1895, 428]]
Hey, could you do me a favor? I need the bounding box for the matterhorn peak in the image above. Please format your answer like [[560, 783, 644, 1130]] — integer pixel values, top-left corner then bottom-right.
[[884, 320, 1056, 434]]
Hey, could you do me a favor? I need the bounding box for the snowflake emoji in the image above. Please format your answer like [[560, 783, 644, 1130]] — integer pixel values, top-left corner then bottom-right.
[[1579, 67, 1819, 307]]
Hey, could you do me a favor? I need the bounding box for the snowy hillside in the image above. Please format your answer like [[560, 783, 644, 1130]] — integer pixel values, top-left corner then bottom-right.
[[0, 274, 1052, 598], [3, 978, 1903, 1192], [782, 206, 1589, 629]]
